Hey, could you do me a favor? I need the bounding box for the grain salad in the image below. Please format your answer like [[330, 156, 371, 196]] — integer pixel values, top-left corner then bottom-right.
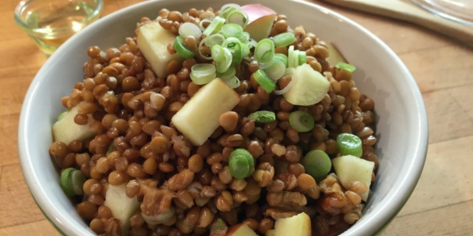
[[49, 3, 378, 236]]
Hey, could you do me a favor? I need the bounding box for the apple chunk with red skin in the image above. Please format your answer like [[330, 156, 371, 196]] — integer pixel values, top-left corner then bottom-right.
[[241, 4, 277, 41], [226, 223, 258, 236]]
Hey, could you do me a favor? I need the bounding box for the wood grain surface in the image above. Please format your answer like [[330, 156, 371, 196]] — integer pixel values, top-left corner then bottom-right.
[[1, 0, 472, 235]]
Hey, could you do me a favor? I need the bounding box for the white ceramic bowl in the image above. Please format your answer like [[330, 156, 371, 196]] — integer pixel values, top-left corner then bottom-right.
[[18, 0, 428, 235]]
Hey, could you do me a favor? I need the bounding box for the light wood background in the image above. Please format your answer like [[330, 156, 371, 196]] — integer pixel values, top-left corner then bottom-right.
[[1, 0, 472, 235]]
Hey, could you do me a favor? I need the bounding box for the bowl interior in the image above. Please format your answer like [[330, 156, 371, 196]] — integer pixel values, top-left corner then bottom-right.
[[18, 0, 428, 235]]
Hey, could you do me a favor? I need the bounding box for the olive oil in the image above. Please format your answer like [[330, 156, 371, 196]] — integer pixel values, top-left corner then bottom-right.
[[20, 1, 101, 54]]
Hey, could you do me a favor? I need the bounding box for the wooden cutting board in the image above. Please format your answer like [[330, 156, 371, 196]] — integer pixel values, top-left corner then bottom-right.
[[319, 0, 473, 45]]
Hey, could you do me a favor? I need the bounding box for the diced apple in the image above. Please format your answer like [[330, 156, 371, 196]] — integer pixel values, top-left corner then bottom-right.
[[104, 184, 140, 236], [226, 223, 258, 236], [241, 4, 277, 41], [274, 212, 311, 236], [283, 64, 330, 106], [52, 105, 94, 145], [137, 22, 182, 78], [172, 79, 240, 146], [266, 229, 276, 236], [326, 43, 348, 66], [332, 155, 375, 201]]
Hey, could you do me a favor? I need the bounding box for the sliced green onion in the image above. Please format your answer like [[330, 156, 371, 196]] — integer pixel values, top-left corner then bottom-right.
[[216, 218, 225, 230], [272, 32, 297, 48], [216, 48, 233, 73], [60, 167, 86, 197], [220, 23, 243, 38], [274, 68, 296, 95], [225, 76, 241, 89], [229, 148, 255, 179], [222, 37, 243, 64], [199, 19, 212, 31], [336, 133, 363, 157], [254, 39, 275, 63], [106, 144, 114, 156], [211, 45, 226, 62], [289, 111, 314, 132], [58, 110, 68, 120], [253, 69, 276, 93], [264, 53, 288, 81], [190, 64, 217, 85], [198, 33, 225, 60], [203, 16, 226, 36], [179, 22, 202, 39], [336, 62, 356, 73], [258, 58, 275, 70], [248, 111, 276, 123], [288, 45, 299, 68], [249, 39, 258, 48], [240, 43, 250, 59], [298, 51, 307, 66], [239, 32, 251, 44], [190, 72, 216, 85], [216, 66, 236, 81], [220, 4, 241, 18], [174, 36, 195, 59], [227, 10, 248, 27], [265, 60, 286, 82], [274, 53, 288, 67], [301, 150, 332, 181]]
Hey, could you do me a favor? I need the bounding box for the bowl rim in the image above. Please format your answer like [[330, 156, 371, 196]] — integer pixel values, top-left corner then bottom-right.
[[17, 0, 429, 235]]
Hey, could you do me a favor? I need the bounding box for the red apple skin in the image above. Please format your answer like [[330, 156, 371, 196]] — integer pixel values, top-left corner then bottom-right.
[[226, 223, 258, 236], [241, 4, 277, 41], [242, 4, 277, 25]]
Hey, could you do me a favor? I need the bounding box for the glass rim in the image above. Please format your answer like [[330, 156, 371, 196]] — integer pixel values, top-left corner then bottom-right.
[[410, 0, 473, 27], [13, 0, 104, 35]]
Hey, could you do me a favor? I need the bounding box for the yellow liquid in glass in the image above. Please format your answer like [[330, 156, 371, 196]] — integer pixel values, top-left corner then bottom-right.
[[24, 1, 100, 54]]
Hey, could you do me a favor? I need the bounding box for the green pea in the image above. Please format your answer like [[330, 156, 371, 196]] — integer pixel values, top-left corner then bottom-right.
[[228, 148, 254, 179], [336, 133, 363, 157], [301, 150, 332, 181]]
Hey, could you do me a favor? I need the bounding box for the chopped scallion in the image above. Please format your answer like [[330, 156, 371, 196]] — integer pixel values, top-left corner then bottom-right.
[[225, 76, 241, 89], [336, 133, 363, 157], [220, 23, 243, 38], [222, 37, 243, 64], [288, 45, 299, 68], [298, 51, 307, 66], [179, 22, 202, 39], [202, 16, 226, 36], [60, 167, 86, 197], [248, 111, 276, 123], [272, 32, 297, 48], [274, 53, 288, 67], [199, 19, 212, 31], [227, 11, 248, 27], [253, 69, 276, 93], [265, 60, 286, 82], [174, 36, 195, 59], [198, 33, 225, 60], [336, 62, 356, 72], [215, 48, 233, 73], [289, 111, 315, 132], [254, 39, 275, 63], [216, 66, 236, 81], [190, 64, 217, 85]]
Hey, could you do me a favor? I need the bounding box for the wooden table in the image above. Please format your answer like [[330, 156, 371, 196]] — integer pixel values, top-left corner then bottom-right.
[[1, 0, 472, 235]]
